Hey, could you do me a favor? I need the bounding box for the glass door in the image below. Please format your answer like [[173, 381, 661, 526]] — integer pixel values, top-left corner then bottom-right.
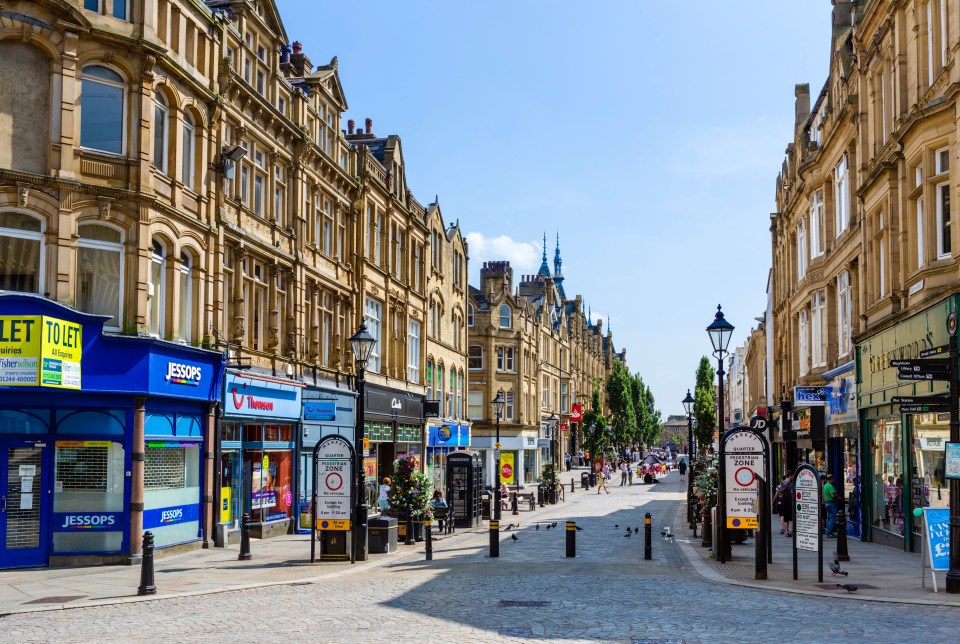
[[1, 440, 47, 568]]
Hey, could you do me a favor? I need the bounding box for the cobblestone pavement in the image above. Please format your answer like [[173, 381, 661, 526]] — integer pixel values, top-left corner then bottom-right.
[[4, 472, 960, 643]]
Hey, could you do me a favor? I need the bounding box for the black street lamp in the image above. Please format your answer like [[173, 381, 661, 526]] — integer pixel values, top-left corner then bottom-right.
[[492, 391, 505, 521], [683, 389, 695, 528], [349, 322, 376, 562], [706, 304, 734, 563], [548, 412, 559, 503]]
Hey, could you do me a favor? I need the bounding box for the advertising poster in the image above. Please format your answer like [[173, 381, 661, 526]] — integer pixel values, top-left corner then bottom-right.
[[500, 453, 515, 484], [946, 443, 960, 480]]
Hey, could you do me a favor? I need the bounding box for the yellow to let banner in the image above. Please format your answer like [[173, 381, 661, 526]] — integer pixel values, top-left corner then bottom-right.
[[0, 315, 82, 388], [500, 453, 515, 484]]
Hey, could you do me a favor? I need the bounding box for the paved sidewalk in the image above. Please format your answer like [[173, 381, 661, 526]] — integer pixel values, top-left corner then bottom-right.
[[670, 474, 960, 605]]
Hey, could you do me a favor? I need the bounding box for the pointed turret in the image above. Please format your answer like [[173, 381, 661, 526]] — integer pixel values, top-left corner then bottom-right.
[[553, 232, 566, 299], [537, 232, 551, 277]]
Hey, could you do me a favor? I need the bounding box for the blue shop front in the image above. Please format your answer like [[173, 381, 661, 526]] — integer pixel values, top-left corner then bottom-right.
[[0, 294, 224, 569], [426, 419, 471, 493]]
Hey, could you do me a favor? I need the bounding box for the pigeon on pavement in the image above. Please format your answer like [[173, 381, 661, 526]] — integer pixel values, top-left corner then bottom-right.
[[836, 583, 858, 593], [551, 522, 558, 528], [503, 524, 514, 532], [511, 533, 519, 542], [624, 531, 631, 538], [634, 527, 638, 534], [575, 525, 584, 532], [830, 559, 848, 577], [545, 524, 552, 530], [615, 524, 619, 529], [535, 524, 540, 531]]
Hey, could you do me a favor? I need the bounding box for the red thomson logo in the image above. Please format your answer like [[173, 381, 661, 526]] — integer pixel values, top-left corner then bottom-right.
[[231, 387, 275, 411]]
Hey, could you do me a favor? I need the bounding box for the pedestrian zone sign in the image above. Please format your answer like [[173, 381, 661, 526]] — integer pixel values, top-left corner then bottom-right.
[[723, 429, 765, 529]]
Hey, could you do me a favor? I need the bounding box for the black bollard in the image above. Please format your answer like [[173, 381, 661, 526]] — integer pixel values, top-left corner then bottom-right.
[[835, 487, 850, 562], [755, 477, 768, 580], [566, 521, 576, 558], [701, 506, 712, 549], [425, 518, 433, 561], [644, 512, 652, 560], [571, 478, 575, 494], [512, 491, 519, 516], [489, 520, 499, 558], [238, 513, 252, 560], [405, 505, 415, 546], [137, 531, 157, 595]]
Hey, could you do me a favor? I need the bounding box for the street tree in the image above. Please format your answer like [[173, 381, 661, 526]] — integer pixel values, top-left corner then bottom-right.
[[581, 381, 608, 462], [606, 361, 636, 453], [693, 356, 716, 457]]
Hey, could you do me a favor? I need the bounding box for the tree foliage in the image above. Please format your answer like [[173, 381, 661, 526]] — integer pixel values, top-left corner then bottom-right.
[[606, 361, 636, 451], [693, 356, 716, 457], [581, 381, 608, 459]]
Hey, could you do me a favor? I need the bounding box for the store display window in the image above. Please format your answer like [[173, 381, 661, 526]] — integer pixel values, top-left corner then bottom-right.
[[52, 440, 125, 553], [872, 417, 903, 534]]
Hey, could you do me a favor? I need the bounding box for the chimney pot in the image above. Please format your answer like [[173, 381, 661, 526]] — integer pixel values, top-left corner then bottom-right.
[[347, 119, 355, 134], [292, 41, 303, 54], [365, 118, 373, 134]]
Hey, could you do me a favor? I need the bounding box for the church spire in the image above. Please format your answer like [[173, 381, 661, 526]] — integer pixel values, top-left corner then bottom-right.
[[588, 304, 592, 325], [553, 231, 562, 277], [537, 231, 550, 277]]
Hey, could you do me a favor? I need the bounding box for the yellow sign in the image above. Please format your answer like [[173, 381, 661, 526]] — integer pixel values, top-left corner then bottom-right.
[[56, 440, 112, 447], [0, 315, 82, 388], [495, 442, 502, 449], [263, 454, 270, 471], [317, 519, 350, 530], [362, 437, 370, 450], [220, 487, 232, 523], [500, 452, 515, 485], [727, 516, 759, 529]]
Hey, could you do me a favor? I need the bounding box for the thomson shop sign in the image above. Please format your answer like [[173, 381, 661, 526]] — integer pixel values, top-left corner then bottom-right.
[[794, 386, 827, 407], [224, 372, 303, 419]]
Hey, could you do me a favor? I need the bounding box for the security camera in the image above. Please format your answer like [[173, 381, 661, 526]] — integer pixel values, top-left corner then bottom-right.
[[222, 145, 247, 163]]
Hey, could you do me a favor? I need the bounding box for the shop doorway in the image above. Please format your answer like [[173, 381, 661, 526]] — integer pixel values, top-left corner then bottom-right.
[[1, 440, 48, 568]]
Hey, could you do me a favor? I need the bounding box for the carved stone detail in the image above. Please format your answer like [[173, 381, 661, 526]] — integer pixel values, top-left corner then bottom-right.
[[98, 196, 113, 220], [17, 182, 29, 207]]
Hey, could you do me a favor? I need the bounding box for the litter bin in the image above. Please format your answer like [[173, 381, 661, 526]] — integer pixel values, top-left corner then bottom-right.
[[537, 483, 548, 506], [581, 471, 591, 490], [481, 492, 491, 520], [368, 516, 398, 554], [548, 483, 558, 504], [589, 472, 597, 487]]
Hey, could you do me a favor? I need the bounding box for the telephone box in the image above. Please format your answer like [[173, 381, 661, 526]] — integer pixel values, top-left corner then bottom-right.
[[446, 450, 483, 528]]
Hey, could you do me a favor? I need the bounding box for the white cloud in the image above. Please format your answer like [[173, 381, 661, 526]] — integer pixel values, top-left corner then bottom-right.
[[466, 232, 541, 276]]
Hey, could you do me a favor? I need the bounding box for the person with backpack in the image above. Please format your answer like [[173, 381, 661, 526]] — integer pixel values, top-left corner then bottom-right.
[[678, 459, 688, 482], [772, 470, 794, 536]]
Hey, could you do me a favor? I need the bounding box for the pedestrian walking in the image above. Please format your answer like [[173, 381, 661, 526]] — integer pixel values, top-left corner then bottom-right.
[[602, 462, 611, 485], [596, 471, 610, 494], [378, 477, 392, 511], [678, 459, 687, 482], [772, 470, 794, 536], [578, 449, 584, 467], [823, 473, 839, 537], [619, 461, 628, 486], [565, 452, 572, 471]]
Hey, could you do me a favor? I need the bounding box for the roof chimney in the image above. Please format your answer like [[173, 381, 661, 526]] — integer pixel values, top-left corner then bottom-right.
[[347, 119, 355, 135], [292, 41, 303, 54], [365, 118, 373, 134]]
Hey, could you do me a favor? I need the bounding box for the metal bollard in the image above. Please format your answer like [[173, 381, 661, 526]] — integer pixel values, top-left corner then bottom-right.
[[512, 492, 519, 516], [571, 478, 575, 494], [566, 521, 576, 558], [644, 512, 652, 560], [701, 506, 712, 549], [137, 531, 157, 595], [405, 504, 415, 546], [238, 513, 252, 560], [489, 520, 499, 558], [425, 519, 433, 561]]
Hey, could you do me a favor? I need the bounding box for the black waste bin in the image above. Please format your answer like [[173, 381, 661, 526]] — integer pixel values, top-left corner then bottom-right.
[[581, 471, 591, 490], [537, 483, 548, 506], [589, 472, 597, 487], [548, 483, 558, 504], [368, 516, 398, 554]]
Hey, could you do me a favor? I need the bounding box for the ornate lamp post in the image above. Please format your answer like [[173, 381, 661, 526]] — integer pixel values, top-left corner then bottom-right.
[[683, 389, 695, 528], [706, 305, 734, 562], [491, 391, 505, 521], [548, 412, 559, 503], [349, 322, 376, 561]]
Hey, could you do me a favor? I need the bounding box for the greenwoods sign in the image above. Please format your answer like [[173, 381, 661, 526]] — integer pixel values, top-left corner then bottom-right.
[[857, 296, 957, 407]]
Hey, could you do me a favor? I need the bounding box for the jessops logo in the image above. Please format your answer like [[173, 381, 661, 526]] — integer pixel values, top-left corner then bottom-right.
[[60, 514, 117, 530], [166, 361, 202, 386], [161, 508, 184, 524]]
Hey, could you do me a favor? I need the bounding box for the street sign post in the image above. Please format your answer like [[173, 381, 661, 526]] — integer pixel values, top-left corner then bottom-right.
[[311, 434, 355, 564], [719, 425, 770, 575], [793, 464, 822, 582]]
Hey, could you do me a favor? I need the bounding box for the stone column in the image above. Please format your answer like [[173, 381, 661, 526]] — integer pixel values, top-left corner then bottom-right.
[[203, 403, 216, 548], [131, 398, 146, 558]]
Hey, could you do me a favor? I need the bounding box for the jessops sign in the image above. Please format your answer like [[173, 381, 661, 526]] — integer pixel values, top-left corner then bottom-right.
[[225, 372, 302, 419], [0, 315, 82, 389], [53, 512, 123, 532]]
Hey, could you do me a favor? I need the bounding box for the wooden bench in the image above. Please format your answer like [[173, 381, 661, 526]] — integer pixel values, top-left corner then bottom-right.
[[510, 492, 537, 511], [432, 506, 455, 535]]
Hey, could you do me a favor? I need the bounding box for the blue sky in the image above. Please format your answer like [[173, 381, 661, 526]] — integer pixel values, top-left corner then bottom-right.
[[279, 1, 832, 415]]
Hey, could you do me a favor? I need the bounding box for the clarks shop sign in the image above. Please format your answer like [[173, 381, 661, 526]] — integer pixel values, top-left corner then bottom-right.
[[365, 384, 423, 421], [858, 296, 955, 405]]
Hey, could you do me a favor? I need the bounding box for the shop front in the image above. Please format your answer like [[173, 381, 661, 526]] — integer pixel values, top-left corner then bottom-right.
[[0, 294, 223, 569], [219, 371, 302, 539], [426, 420, 471, 493], [824, 361, 861, 538], [362, 384, 423, 513], [297, 383, 356, 533], [857, 295, 957, 550], [472, 434, 538, 489]]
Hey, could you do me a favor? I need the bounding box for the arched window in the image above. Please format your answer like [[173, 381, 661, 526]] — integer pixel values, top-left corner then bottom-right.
[[77, 223, 123, 330], [81, 65, 124, 155], [0, 212, 44, 293], [467, 303, 474, 327], [153, 93, 168, 173], [426, 358, 434, 401], [182, 113, 196, 190], [149, 239, 166, 337], [179, 251, 192, 343], [499, 304, 511, 329], [437, 363, 445, 416]]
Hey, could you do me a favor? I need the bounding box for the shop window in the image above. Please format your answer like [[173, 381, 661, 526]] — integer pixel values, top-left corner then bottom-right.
[[145, 412, 175, 436], [913, 414, 950, 525], [56, 409, 124, 435], [81, 65, 125, 155], [176, 415, 201, 437], [872, 417, 903, 535], [144, 444, 201, 547], [77, 223, 124, 330], [220, 421, 241, 443], [247, 449, 294, 523], [0, 211, 44, 294], [53, 441, 125, 553], [0, 409, 49, 434]]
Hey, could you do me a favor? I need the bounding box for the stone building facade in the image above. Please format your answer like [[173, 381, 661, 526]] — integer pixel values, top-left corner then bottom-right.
[[770, 0, 960, 549]]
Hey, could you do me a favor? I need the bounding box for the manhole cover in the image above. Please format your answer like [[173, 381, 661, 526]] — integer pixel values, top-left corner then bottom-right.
[[23, 595, 86, 605], [498, 600, 550, 607], [500, 627, 533, 637]]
